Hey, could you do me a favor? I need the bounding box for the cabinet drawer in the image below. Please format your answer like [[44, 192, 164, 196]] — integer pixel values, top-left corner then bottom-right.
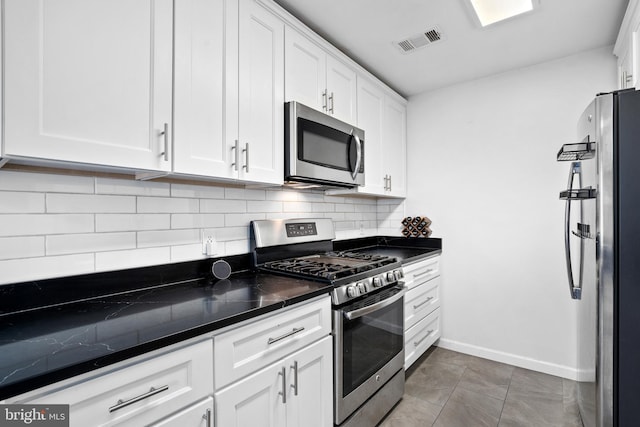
[[20, 340, 213, 427], [404, 275, 441, 331], [403, 256, 440, 290], [405, 308, 441, 370], [149, 397, 213, 427], [213, 297, 331, 389]]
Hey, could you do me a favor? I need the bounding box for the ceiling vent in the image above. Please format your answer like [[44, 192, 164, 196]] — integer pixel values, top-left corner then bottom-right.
[[394, 27, 444, 54]]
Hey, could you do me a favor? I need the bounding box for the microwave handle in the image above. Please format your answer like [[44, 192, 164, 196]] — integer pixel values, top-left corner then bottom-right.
[[350, 131, 362, 180]]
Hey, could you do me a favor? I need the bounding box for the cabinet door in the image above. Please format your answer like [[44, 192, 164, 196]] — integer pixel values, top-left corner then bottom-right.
[[3, 0, 172, 172], [285, 27, 327, 112], [215, 364, 286, 427], [326, 56, 357, 124], [150, 398, 213, 427], [173, 0, 238, 179], [237, 0, 284, 185], [356, 78, 386, 195], [382, 96, 407, 197], [286, 337, 333, 427]]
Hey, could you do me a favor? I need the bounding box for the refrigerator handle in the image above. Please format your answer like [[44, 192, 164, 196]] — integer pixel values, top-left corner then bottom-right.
[[564, 162, 583, 300]]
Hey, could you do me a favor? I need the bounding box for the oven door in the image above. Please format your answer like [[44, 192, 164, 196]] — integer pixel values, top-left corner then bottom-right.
[[333, 285, 405, 425], [285, 101, 364, 187]]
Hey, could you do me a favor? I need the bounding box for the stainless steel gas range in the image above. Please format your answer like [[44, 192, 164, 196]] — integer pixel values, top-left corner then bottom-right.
[[251, 218, 405, 427]]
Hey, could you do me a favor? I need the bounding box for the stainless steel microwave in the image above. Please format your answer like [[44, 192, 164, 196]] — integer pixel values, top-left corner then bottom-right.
[[285, 101, 364, 188]]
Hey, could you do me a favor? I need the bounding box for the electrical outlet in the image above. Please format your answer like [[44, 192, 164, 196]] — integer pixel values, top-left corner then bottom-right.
[[201, 230, 217, 256]]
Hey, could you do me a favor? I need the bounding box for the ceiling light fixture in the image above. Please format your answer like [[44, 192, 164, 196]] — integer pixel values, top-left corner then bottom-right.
[[469, 0, 537, 27]]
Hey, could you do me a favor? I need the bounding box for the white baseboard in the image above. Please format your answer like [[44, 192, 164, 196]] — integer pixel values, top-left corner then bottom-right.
[[436, 338, 588, 381]]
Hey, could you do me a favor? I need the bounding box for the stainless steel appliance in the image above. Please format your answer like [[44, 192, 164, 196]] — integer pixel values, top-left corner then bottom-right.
[[558, 89, 640, 427], [285, 102, 365, 188], [250, 218, 405, 427]]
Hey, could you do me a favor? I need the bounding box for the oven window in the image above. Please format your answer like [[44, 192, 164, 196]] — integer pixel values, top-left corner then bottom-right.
[[341, 294, 404, 397], [298, 118, 352, 171]]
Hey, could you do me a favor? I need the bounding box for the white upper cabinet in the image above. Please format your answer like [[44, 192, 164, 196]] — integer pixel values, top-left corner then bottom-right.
[[3, 0, 173, 172], [614, 0, 639, 89], [237, 0, 285, 185], [173, 0, 283, 185], [356, 78, 386, 195], [382, 95, 407, 198], [173, 0, 237, 180], [285, 27, 357, 124]]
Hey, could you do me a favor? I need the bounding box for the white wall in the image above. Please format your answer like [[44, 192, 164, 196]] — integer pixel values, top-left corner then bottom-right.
[[0, 169, 404, 285], [406, 46, 617, 379]]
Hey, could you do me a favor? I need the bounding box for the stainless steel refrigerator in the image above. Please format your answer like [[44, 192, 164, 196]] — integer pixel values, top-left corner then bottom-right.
[[558, 89, 640, 427]]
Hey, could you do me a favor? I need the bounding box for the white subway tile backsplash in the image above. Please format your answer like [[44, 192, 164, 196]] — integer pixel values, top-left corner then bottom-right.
[[0, 214, 94, 236], [95, 247, 170, 271], [0, 236, 45, 260], [0, 171, 94, 194], [46, 232, 136, 255], [0, 254, 94, 285], [96, 178, 170, 196], [171, 213, 224, 229], [200, 199, 246, 213], [170, 244, 207, 262], [283, 201, 313, 213], [247, 200, 281, 213], [0, 170, 406, 283], [0, 192, 45, 213], [96, 214, 170, 232], [138, 229, 201, 248], [47, 194, 136, 213], [171, 183, 225, 199], [138, 197, 199, 213], [224, 188, 266, 200], [225, 213, 265, 227]]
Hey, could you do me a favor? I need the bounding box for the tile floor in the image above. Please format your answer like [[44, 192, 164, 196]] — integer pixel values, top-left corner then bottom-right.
[[380, 347, 583, 427]]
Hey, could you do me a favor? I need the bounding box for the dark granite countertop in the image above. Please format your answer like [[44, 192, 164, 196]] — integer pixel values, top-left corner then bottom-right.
[[334, 236, 442, 264], [0, 258, 331, 400]]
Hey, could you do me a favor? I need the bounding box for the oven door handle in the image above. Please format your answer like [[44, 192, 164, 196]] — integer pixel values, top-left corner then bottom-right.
[[342, 286, 406, 320]]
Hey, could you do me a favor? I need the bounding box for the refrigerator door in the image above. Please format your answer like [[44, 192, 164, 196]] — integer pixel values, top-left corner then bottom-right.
[[574, 99, 599, 427]]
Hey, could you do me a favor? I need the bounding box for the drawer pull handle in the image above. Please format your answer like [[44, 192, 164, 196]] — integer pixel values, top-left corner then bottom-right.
[[414, 330, 435, 347], [267, 327, 305, 345], [414, 268, 435, 278], [413, 296, 434, 309], [278, 367, 287, 404], [109, 385, 169, 412]]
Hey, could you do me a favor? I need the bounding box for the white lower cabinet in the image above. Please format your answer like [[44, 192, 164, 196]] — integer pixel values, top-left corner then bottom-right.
[[150, 397, 213, 427], [11, 340, 214, 427], [214, 336, 332, 427], [403, 256, 442, 369]]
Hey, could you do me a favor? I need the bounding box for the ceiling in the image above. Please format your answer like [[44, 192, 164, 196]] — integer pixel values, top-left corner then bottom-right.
[[273, 0, 629, 97]]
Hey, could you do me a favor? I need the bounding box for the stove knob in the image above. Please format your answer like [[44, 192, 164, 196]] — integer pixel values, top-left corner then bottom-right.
[[357, 282, 366, 293], [347, 286, 359, 298], [372, 277, 382, 288], [386, 272, 395, 282], [395, 269, 404, 279]]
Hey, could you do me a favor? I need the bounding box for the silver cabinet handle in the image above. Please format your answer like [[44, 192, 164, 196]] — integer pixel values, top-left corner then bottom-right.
[[278, 367, 286, 404], [383, 175, 388, 190], [329, 92, 334, 114], [243, 143, 249, 172], [388, 175, 392, 191], [267, 327, 305, 345], [108, 385, 169, 412], [564, 162, 583, 300], [322, 90, 327, 111], [231, 140, 239, 171], [160, 123, 169, 161], [414, 268, 434, 278], [203, 408, 212, 427], [413, 296, 434, 310], [414, 330, 434, 347], [290, 361, 298, 396]]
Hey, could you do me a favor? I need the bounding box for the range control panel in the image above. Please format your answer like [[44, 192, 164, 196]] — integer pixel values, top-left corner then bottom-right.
[[286, 222, 318, 237]]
